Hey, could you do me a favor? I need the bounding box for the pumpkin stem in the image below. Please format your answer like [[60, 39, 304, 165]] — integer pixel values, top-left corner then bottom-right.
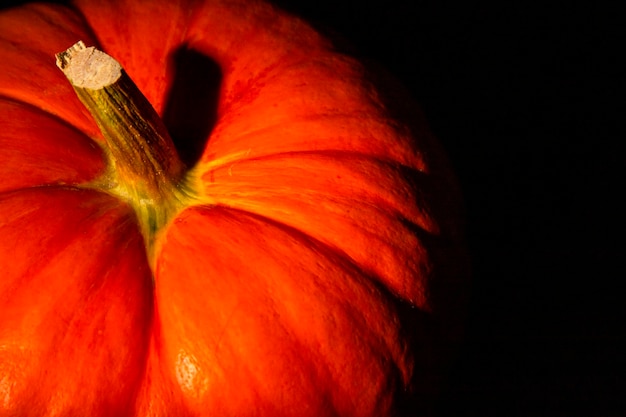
[[56, 41, 190, 245]]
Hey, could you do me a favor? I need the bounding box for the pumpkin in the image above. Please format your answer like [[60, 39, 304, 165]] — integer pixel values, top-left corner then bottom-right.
[[0, 0, 467, 416]]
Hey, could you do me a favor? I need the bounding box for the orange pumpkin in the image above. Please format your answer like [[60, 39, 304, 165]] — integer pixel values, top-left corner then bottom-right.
[[0, 0, 467, 415]]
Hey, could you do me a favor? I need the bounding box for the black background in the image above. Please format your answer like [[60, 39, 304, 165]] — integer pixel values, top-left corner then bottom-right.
[[3, 1, 624, 416], [278, 1, 624, 416], [274, 1, 625, 416]]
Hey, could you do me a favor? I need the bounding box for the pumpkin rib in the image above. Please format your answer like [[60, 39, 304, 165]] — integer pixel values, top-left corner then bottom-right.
[[181, 1, 431, 168], [191, 150, 437, 307], [0, 95, 100, 144], [195, 149, 435, 227], [200, 101, 428, 172], [0, 89, 99, 141], [0, 3, 102, 138], [185, 0, 321, 70], [0, 187, 131, 283], [0, 187, 153, 416], [202, 197, 431, 306], [196, 193, 429, 277], [198, 120, 424, 170], [204, 203, 414, 307], [240, 207, 416, 413], [197, 204, 417, 367], [153, 205, 413, 415], [0, 183, 99, 200], [0, 98, 105, 194], [209, 55, 362, 119], [204, 313, 330, 417], [198, 149, 428, 185]]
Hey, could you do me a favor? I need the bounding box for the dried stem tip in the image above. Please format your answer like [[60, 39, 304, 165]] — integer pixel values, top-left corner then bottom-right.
[[56, 40, 122, 90]]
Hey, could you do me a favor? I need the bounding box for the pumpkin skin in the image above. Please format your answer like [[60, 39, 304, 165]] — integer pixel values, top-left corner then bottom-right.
[[0, 1, 467, 416]]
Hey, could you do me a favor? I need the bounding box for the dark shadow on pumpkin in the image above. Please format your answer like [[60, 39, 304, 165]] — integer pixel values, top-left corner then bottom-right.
[[394, 213, 470, 416], [378, 165, 470, 416], [163, 46, 222, 168]]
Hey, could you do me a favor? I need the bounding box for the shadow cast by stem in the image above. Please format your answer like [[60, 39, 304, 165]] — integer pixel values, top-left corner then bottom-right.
[[162, 46, 222, 168]]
